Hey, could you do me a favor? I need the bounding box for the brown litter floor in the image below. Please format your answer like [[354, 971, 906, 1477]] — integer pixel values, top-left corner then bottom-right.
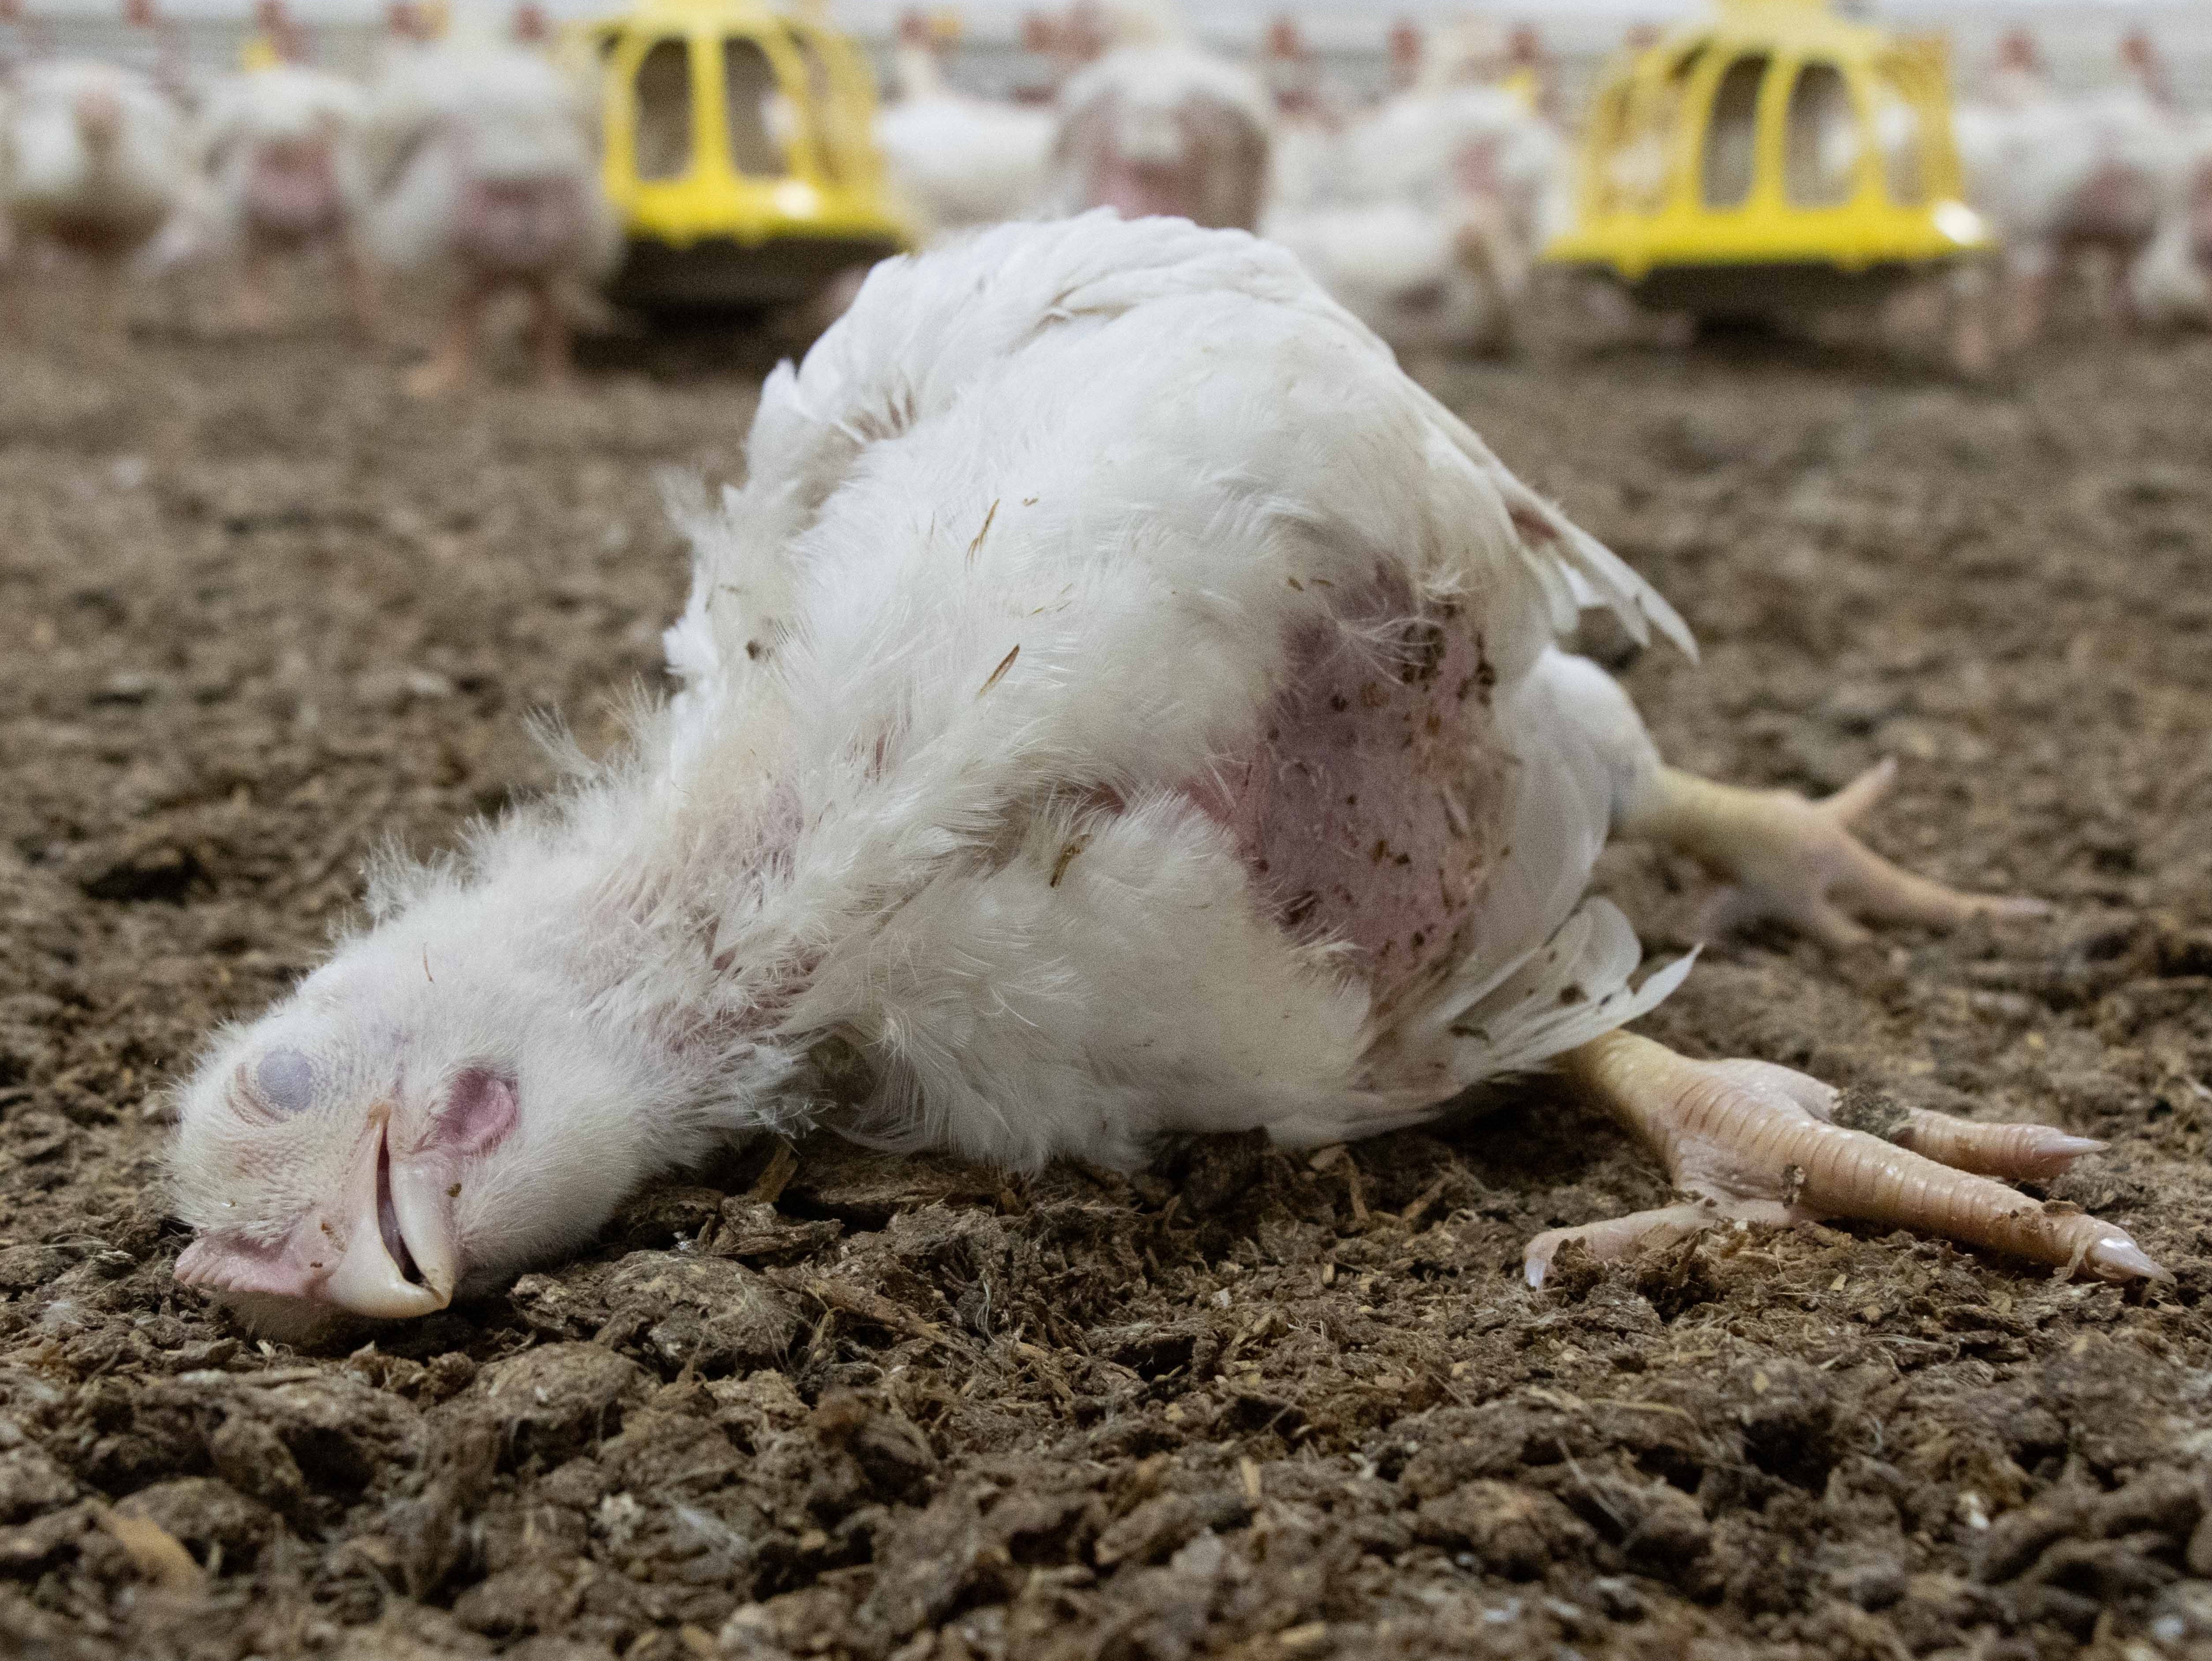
[[3, 315, 2211, 1660]]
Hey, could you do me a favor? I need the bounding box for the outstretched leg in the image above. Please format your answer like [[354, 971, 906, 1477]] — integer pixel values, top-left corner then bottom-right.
[[82, 253, 133, 353], [1527, 1032, 2161, 1286], [1622, 760, 2049, 949], [234, 241, 279, 334], [525, 277, 572, 390], [1529, 648, 2047, 948], [340, 239, 383, 343]]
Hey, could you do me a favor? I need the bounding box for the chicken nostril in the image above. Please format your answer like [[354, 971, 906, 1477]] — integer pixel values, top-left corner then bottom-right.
[[375, 1134, 424, 1287]]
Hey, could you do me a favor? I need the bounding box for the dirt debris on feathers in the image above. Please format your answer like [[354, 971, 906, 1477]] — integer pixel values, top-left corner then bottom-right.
[[3, 325, 2212, 1661]]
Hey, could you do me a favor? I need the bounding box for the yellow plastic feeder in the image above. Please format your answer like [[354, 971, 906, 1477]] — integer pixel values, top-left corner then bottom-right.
[[1545, 0, 1990, 316], [570, 0, 911, 312]]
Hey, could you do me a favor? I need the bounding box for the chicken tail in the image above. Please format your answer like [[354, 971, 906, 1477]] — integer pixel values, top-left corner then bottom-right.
[[1386, 898, 1694, 1090]]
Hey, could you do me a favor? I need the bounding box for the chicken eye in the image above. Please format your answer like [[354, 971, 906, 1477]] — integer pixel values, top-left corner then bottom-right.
[[255, 1049, 315, 1116]]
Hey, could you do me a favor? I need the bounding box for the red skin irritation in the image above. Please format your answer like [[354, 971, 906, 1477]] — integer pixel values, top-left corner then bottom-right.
[[1190, 570, 1505, 1017]]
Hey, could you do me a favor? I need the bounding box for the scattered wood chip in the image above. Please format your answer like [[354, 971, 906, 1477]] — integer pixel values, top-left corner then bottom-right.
[[806, 1277, 953, 1348], [1397, 1174, 1450, 1229], [749, 1140, 799, 1206], [95, 1505, 203, 1592]]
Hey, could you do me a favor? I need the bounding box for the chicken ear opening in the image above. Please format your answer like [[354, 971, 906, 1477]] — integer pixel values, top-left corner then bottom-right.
[[441, 1066, 518, 1154]]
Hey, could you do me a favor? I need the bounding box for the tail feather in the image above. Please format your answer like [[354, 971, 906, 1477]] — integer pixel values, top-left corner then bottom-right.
[[1415, 385, 1698, 661], [1397, 898, 1694, 1087]]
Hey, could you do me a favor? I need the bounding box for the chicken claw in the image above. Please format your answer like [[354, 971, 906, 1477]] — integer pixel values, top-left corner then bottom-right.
[[1627, 758, 2051, 949], [1525, 1032, 2163, 1287]]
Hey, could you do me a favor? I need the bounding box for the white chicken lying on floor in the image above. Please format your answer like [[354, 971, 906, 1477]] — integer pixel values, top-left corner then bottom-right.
[[188, 63, 378, 333], [168, 214, 2156, 1334], [1, 58, 188, 339]]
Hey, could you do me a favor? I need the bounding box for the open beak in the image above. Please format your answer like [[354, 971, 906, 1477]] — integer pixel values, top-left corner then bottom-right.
[[175, 1104, 465, 1322], [321, 1104, 457, 1319]]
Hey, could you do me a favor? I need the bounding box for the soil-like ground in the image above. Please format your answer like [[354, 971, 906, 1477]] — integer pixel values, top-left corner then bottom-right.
[[4, 304, 2212, 1661]]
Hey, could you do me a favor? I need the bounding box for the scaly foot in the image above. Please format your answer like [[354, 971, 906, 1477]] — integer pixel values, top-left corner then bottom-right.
[[1525, 1031, 2162, 1287], [1628, 760, 2050, 949]]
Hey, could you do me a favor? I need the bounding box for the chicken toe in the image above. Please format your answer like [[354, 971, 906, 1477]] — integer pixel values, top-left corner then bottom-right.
[[1629, 759, 2050, 948], [1524, 1031, 2161, 1287]]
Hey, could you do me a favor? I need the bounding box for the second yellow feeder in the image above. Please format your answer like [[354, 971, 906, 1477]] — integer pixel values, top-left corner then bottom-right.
[[1545, 0, 1991, 315], [572, 0, 910, 312]]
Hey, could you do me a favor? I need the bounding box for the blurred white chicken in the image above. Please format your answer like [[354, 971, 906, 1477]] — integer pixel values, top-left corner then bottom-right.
[[1, 58, 188, 340], [2129, 128, 2212, 327], [1046, 1, 1272, 232], [874, 10, 1053, 241], [1252, 15, 1349, 225], [1266, 196, 1507, 361], [363, 21, 617, 393], [188, 63, 378, 333], [1956, 41, 2186, 346], [1266, 82, 1564, 358], [169, 214, 2153, 1337]]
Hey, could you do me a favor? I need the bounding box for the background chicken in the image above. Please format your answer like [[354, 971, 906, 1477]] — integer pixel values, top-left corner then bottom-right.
[[167, 213, 2152, 1338], [186, 61, 377, 334], [1265, 78, 1564, 359], [2129, 123, 2212, 326], [362, 18, 616, 394], [1046, 2, 1273, 232], [0, 56, 187, 342], [875, 9, 1053, 242], [1254, 14, 1341, 211], [1957, 35, 2190, 346]]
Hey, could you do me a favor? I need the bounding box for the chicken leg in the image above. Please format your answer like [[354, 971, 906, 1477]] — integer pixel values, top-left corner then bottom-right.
[[1545, 752, 2132, 1282], [405, 279, 488, 397], [1624, 759, 2049, 949], [1528, 1032, 2162, 1285]]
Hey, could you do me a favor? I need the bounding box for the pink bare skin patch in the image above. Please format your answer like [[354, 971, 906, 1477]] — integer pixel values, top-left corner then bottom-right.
[[1069, 97, 1268, 232], [1093, 154, 1188, 222], [457, 176, 583, 277], [1193, 568, 1507, 1014], [2059, 162, 2160, 260], [247, 138, 343, 239]]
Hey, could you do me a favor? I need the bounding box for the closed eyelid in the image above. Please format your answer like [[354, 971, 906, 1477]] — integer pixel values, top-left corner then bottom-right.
[[236, 1048, 317, 1120]]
